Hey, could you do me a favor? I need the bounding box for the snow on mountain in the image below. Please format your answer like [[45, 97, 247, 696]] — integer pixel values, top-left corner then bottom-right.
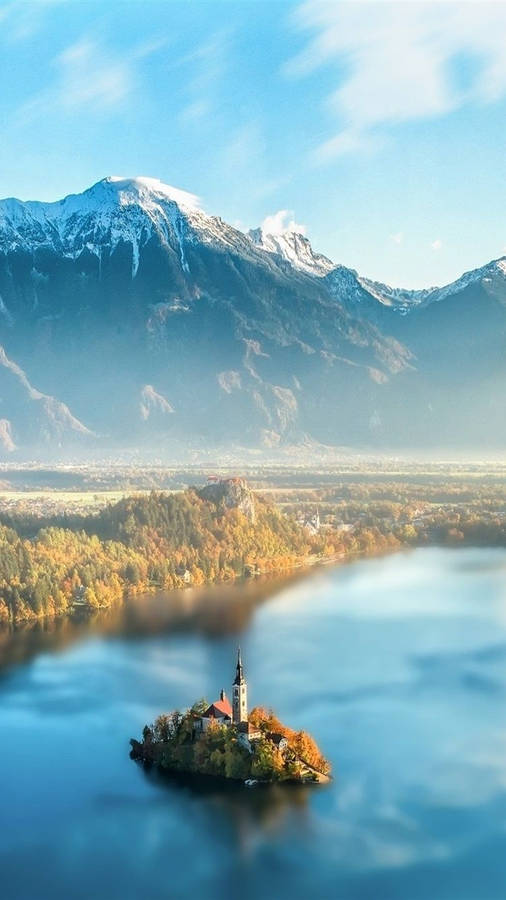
[[0, 176, 301, 281], [1, 174, 505, 312], [356, 276, 425, 310], [104, 176, 200, 210], [358, 256, 506, 312], [412, 256, 506, 305], [248, 225, 335, 276], [0, 175, 505, 454], [0, 176, 227, 277], [249, 219, 506, 312]]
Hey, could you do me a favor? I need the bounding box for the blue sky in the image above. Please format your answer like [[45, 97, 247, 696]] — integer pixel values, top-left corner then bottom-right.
[[1, 0, 506, 288]]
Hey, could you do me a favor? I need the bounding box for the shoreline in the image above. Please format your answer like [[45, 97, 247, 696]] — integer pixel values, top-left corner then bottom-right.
[[130, 749, 332, 786], [2, 540, 503, 633], [0, 549, 345, 629]]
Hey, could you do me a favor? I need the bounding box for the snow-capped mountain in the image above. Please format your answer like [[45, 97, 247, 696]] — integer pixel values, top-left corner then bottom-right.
[[358, 256, 506, 311], [0, 176, 504, 456], [0, 176, 249, 278], [248, 225, 335, 276]]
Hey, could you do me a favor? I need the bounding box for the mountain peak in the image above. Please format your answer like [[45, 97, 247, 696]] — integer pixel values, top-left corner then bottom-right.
[[96, 176, 201, 211], [0, 175, 207, 270], [248, 226, 335, 277], [0, 175, 505, 453]]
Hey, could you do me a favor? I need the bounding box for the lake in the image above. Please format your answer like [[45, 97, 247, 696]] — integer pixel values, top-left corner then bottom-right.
[[1, 547, 506, 900]]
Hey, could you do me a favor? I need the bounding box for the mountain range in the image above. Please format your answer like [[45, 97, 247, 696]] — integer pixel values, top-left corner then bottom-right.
[[0, 175, 504, 457]]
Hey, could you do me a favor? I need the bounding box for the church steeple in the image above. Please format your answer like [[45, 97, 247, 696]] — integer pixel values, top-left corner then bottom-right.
[[232, 647, 248, 723], [234, 647, 244, 685]]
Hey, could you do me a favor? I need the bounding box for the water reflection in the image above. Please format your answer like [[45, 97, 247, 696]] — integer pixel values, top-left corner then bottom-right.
[[0, 567, 312, 672], [137, 764, 311, 855], [2, 548, 506, 900]]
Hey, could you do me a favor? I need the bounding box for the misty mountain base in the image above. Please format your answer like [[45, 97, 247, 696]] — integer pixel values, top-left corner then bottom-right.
[[130, 704, 331, 784], [0, 176, 504, 456]]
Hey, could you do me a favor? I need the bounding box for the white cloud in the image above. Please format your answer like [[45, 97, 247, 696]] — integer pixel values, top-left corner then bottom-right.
[[175, 30, 230, 125], [179, 99, 211, 124], [132, 37, 169, 61], [261, 209, 306, 235], [0, 0, 65, 44], [56, 39, 131, 108], [221, 121, 288, 199], [287, 0, 506, 161], [391, 232, 404, 246], [431, 239, 443, 251], [15, 34, 165, 124], [313, 128, 374, 163], [224, 120, 265, 170]]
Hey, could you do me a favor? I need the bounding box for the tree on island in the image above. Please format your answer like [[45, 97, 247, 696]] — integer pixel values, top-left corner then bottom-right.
[[131, 701, 330, 783]]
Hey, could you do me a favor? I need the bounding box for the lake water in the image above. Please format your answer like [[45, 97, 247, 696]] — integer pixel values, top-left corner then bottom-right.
[[1, 547, 506, 900]]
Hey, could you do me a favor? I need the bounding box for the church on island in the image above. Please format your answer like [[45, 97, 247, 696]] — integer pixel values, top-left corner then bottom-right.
[[195, 649, 283, 750], [131, 646, 330, 782]]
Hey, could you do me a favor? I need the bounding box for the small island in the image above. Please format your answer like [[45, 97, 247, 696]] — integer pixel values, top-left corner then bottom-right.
[[130, 650, 331, 784]]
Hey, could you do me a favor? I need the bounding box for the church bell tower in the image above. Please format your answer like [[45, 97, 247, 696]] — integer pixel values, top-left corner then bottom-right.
[[232, 647, 248, 724]]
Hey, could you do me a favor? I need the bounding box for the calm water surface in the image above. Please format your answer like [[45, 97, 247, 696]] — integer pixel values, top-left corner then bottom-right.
[[1, 547, 506, 900]]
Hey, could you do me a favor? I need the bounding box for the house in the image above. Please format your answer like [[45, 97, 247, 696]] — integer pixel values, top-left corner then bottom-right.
[[175, 564, 193, 585], [303, 508, 320, 535], [237, 720, 262, 751]]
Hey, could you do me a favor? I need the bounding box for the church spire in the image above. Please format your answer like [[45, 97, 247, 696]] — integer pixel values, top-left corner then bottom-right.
[[234, 646, 244, 685], [232, 647, 247, 723]]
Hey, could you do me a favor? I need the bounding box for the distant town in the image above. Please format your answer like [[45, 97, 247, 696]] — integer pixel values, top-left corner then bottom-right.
[[0, 461, 504, 548]]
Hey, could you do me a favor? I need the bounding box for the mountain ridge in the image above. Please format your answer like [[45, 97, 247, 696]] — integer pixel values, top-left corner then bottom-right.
[[2, 175, 503, 299], [0, 176, 504, 456]]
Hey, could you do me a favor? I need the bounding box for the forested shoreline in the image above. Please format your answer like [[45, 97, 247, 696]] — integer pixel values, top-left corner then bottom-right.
[[0, 485, 400, 624], [1, 476, 505, 626]]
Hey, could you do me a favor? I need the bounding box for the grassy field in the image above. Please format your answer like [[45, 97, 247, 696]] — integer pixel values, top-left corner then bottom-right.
[[0, 490, 156, 518], [0, 490, 132, 502]]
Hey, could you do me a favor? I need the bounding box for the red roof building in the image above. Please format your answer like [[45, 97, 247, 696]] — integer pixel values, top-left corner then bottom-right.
[[193, 651, 250, 738], [195, 689, 233, 733], [203, 695, 233, 720]]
